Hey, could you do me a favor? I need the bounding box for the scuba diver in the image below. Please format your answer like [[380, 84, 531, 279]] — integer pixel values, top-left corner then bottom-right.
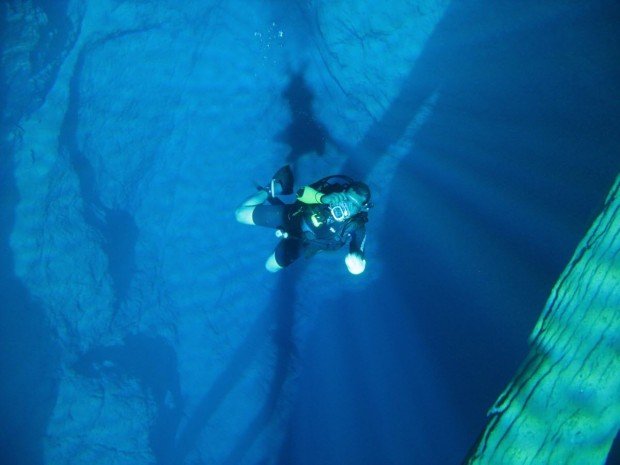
[[235, 165, 370, 275]]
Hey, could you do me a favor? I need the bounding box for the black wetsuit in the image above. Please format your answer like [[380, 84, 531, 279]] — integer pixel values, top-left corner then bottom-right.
[[252, 201, 367, 267]]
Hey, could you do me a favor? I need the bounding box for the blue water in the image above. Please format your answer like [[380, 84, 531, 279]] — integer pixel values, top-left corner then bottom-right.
[[1, 1, 618, 464]]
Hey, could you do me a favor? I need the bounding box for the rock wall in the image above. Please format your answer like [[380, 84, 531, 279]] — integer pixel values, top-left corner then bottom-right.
[[2, 1, 461, 464], [465, 176, 620, 464]]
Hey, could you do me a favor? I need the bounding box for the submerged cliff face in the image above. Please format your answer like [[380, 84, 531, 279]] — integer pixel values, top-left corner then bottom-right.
[[3, 0, 619, 464], [0, 2, 77, 464], [466, 176, 620, 465], [3, 1, 447, 463], [5, 1, 293, 462]]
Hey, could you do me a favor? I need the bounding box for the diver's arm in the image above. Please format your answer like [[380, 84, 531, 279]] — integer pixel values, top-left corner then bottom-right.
[[296, 186, 324, 204], [346, 226, 366, 275], [349, 226, 366, 255], [297, 186, 349, 205]]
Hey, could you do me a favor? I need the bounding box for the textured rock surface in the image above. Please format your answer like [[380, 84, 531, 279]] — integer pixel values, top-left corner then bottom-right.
[[5, 0, 313, 463], [308, 0, 450, 144], [2, 0, 523, 464], [44, 371, 156, 465], [1, 0, 79, 127], [465, 176, 620, 464]]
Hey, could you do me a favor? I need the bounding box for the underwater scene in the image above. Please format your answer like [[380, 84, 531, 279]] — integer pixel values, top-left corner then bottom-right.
[[1, 1, 619, 464]]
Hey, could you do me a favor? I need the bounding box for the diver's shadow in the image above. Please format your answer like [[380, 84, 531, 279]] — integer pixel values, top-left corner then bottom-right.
[[277, 72, 330, 164], [170, 264, 303, 465]]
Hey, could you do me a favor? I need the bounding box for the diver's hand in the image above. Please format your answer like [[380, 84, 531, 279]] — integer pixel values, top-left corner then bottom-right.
[[322, 192, 348, 205], [345, 253, 366, 275]]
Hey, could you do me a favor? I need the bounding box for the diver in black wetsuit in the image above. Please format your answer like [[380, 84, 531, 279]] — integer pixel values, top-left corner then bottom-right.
[[235, 166, 370, 274]]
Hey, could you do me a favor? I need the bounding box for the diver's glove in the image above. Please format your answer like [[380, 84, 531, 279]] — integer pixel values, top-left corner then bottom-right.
[[345, 253, 366, 275]]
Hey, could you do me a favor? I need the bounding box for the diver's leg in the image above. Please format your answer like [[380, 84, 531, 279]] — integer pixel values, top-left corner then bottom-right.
[[265, 252, 283, 272], [241, 190, 269, 207], [235, 190, 269, 225], [265, 238, 302, 272], [236, 166, 294, 225]]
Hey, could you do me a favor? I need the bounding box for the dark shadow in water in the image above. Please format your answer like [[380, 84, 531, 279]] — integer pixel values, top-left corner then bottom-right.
[[100, 209, 139, 307], [0, 3, 9, 127], [0, 5, 64, 465], [1, 1, 80, 127], [0, 140, 60, 465], [169, 309, 275, 464], [73, 334, 183, 464], [171, 73, 322, 463], [170, 260, 303, 465], [277, 72, 330, 163], [60, 34, 142, 310], [30, 0, 71, 75], [379, 1, 619, 454], [608, 434, 620, 465], [221, 267, 300, 465], [283, 1, 620, 464]]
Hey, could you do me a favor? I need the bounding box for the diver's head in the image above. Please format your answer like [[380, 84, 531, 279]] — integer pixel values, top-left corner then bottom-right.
[[345, 182, 371, 215], [347, 182, 371, 206], [329, 182, 371, 221]]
